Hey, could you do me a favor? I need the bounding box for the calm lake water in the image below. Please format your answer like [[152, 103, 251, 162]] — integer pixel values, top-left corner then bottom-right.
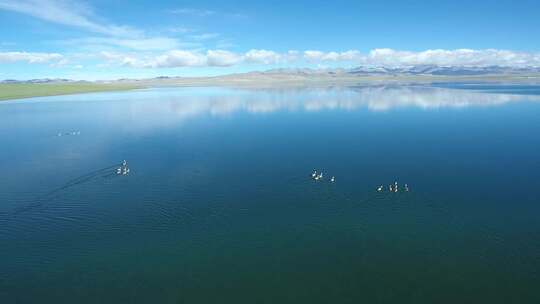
[[1, 84, 540, 303]]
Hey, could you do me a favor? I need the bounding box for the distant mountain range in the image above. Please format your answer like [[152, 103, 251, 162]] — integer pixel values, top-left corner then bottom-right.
[[0, 78, 80, 84], [3, 66, 540, 83], [348, 65, 540, 76], [262, 65, 540, 76]]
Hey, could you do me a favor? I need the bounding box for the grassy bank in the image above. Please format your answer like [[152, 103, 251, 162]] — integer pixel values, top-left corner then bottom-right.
[[0, 83, 142, 101]]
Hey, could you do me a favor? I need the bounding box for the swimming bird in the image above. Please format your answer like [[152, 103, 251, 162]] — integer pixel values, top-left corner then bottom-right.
[[330, 176, 335, 182], [377, 185, 383, 192], [311, 170, 317, 178], [404, 184, 409, 192], [117, 168, 122, 175], [122, 160, 127, 167]]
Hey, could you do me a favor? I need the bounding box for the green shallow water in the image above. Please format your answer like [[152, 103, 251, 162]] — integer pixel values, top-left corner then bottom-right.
[[1, 85, 540, 303]]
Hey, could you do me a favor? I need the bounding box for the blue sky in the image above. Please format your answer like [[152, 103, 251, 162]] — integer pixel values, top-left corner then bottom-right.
[[1, 0, 539, 80]]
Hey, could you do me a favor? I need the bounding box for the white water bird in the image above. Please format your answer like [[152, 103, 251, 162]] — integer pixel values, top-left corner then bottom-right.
[[311, 170, 317, 178], [404, 184, 409, 192], [377, 185, 383, 192], [330, 176, 335, 182]]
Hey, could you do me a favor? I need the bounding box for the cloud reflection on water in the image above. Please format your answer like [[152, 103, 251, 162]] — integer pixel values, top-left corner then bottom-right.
[[134, 85, 540, 118], [11, 85, 537, 132]]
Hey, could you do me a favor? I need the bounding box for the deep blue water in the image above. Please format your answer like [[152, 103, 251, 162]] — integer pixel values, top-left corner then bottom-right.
[[1, 84, 540, 303]]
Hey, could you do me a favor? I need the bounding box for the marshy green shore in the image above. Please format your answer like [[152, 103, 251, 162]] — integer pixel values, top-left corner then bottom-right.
[[0, 83, 141, 101]]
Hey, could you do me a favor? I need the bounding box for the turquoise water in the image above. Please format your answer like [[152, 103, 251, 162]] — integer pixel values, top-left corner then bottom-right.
[[1, 84, 540, 303]]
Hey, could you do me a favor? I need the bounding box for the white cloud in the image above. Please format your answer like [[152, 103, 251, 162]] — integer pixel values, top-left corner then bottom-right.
[[303, 50, 325, 61], [103, 49, 292, 68], [303, 50, 362, 62], [0, 51, 63, 63], [339, 50, 362, 61], [365, 48, 540, 67], [8, 48, 540, 70], [206, 50, 241, 67], [149, 50, 206, 68], [94, 48, 540, 69], [244, 49, 282, 64], [301, 49, 540, 67], [99, 51, 141, 67], [0, 0, 191, 53], [68, 37, 183, 51], [0, 0, 141, 37]]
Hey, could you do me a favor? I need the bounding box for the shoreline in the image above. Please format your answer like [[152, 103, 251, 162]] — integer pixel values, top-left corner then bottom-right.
[[0, 83, 143, 102], [2, 74, 540, 101]]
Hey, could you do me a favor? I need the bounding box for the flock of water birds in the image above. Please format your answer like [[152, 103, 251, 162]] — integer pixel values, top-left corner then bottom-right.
[[117, 160, 131, 175], [377, 181, 409, 192], [311, 170, 335, 182], [311, 170, 409, 192]]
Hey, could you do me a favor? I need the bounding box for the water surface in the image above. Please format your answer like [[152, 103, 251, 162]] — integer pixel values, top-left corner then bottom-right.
[[1, 84, 540, 303]]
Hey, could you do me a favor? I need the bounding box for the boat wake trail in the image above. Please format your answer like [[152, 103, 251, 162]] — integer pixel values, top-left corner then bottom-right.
[[1, 163, 124, 222]]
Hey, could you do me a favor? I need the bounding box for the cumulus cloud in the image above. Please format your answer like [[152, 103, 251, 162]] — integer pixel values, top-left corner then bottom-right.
[[0, 51, 63, 63], [244, 49, 282, 64], [94, 48, 540, 69], [99, 51, 143, 67], [300, 49, 540, 67], [303, 50, 362, 62], [6, 48, 540, 70], [147, 50, 206, 68], [206, 50, 241, 66], [365, 48, 540, 67]]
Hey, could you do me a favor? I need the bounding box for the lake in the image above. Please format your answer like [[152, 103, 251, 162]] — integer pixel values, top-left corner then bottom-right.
[[1, 84, 540, 303]]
